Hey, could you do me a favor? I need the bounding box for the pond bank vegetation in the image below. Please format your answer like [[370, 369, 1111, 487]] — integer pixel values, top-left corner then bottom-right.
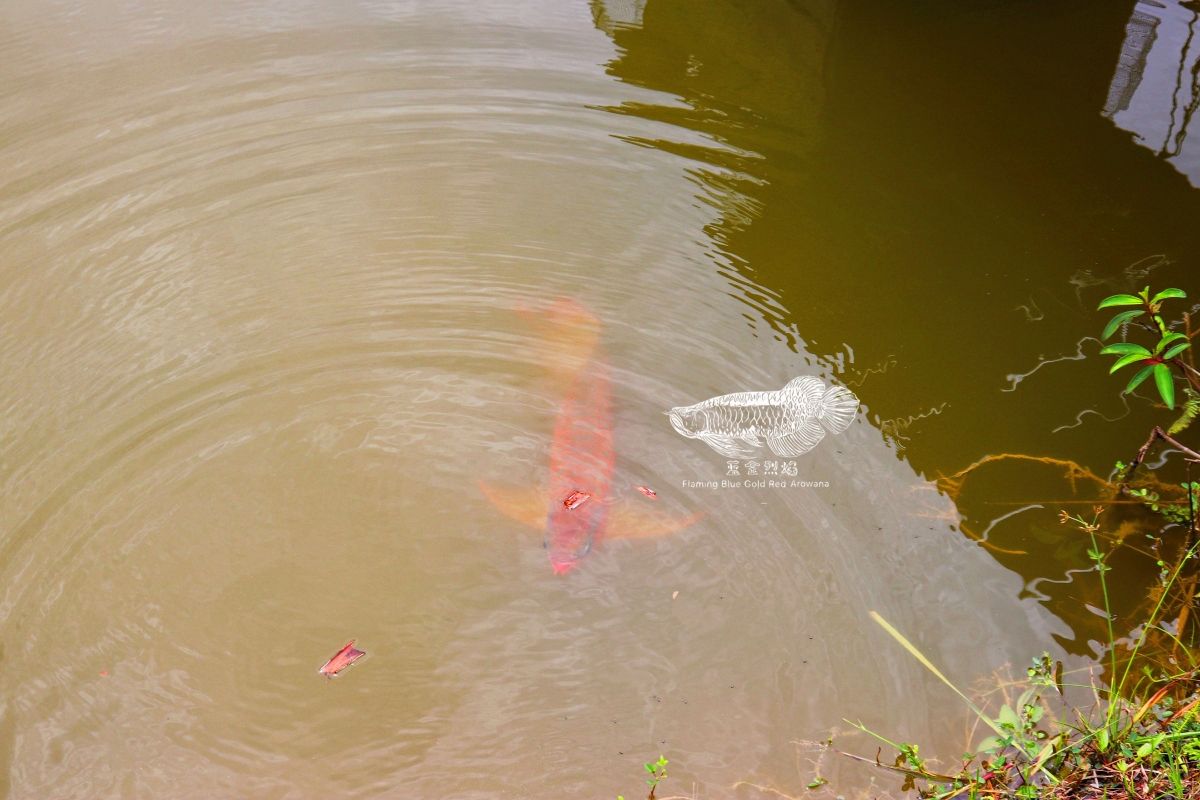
[[833, 287, 1200, 799], [616, 288, 1200, 799]]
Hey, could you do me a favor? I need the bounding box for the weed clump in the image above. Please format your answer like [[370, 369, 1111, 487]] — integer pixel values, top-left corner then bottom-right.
[[842, 507, 1200, 797]]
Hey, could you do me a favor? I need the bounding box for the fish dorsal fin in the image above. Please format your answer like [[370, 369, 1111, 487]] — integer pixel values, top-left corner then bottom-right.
[[783, 376, 826, 401], [766, 419, 825, 457], [606, 501, 705, 540], [477, 481, 546, 530]]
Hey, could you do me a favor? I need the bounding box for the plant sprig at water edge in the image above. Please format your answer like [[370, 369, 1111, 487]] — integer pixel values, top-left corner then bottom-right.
[[1099, 286, 1195, 411]]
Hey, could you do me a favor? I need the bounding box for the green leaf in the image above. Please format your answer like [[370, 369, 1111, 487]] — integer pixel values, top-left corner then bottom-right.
[[1155, 332, 1189, 353], [1136, 741, 1154, 759], [997, 705, 1020, 728], [1103, 309, 1144, 339], [1097, 726, 1110, 752], [1126, 364, 1155, 393], [1164, 342, 1192, 360], [1098, 294, 1145, 309], [976, 736, 1003, 753], [1155, 363, 1176, 409], [1110, 353, 1150, 373], [807, 777, 828, 789], [1101, 342, 1152, 356], [1151, 288, 1187, 305]]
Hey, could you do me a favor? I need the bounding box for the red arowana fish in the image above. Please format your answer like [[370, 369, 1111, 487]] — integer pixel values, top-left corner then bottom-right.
[[480, 298, 702, 574], [319, 640, 366, 678]]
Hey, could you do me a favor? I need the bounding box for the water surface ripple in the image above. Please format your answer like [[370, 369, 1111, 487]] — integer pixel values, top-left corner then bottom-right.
[[0, 2, 1060, 797]]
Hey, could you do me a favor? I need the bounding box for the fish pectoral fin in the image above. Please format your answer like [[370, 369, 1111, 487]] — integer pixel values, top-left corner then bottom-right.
[[477, 481, 546, 530], [606, 502, 705, 540], [701, 434, 757, 459], [766, 419, 825, 457], [742, 431, 762, 447]]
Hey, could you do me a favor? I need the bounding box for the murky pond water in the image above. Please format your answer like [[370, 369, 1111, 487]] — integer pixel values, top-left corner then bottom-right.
[[3, 1, 1200, 797]]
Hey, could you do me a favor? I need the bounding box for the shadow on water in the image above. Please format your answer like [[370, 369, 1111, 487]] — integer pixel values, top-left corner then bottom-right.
[[594, 0, 1200, 657]]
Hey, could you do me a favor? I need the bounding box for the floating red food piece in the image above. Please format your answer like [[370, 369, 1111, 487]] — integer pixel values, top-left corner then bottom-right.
[[562, 489, 591, 510], [319, 640, 366, 678], [636, 485, 658, 500]]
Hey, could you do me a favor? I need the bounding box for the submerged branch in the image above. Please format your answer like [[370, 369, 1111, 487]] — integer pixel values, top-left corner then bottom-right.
[[937, 453, 1114, 499]]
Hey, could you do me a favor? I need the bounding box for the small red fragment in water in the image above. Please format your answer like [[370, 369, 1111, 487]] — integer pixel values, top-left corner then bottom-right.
[[99, 670, 109, 677], [562, 490, 591, 510], [636, 485, 658, 500], [319, 640, 366, 678]]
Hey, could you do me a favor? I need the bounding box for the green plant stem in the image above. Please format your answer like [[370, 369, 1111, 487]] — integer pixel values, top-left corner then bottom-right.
[[1114, 536, 1200, 724], [1093, 526, 1119, 730], [1152, 310, 1169, 337], [1148, 730, 1200, 744], [1149, 623, 1199, 669]]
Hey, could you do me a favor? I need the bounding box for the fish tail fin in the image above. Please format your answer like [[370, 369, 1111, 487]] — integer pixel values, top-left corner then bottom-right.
[[817, 384, 858, 434]]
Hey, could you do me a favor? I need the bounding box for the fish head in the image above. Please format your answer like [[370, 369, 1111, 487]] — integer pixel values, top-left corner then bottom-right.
[[515, 297, 602, 381], [667, 406, 707, 438], [542, 297, 601, 331]]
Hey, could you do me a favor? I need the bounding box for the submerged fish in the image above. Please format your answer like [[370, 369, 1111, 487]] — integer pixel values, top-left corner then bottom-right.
[[668, 376, 858, 459], [480, 298, 703, 574], [319, 640, 366, 678]]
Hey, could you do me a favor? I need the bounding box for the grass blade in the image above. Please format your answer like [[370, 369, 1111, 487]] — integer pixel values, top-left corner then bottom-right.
[[868, 611, 1060, 785], [869, 612, 1006, 742]]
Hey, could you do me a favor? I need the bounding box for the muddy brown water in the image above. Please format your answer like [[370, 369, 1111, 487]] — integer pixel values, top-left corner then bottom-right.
[[3, 1, 1199, 797]]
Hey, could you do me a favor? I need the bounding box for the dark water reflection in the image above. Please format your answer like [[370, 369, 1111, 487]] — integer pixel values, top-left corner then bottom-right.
[[597, 0, 1200, 659], [1106, 0, 1200, 187]]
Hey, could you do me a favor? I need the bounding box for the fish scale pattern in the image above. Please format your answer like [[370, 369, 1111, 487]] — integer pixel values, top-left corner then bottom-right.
[[668, 376, 857, 458]]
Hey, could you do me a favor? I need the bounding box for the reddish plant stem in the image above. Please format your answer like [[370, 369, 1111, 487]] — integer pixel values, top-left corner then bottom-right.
[[1124, 427, 1200, 476]]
